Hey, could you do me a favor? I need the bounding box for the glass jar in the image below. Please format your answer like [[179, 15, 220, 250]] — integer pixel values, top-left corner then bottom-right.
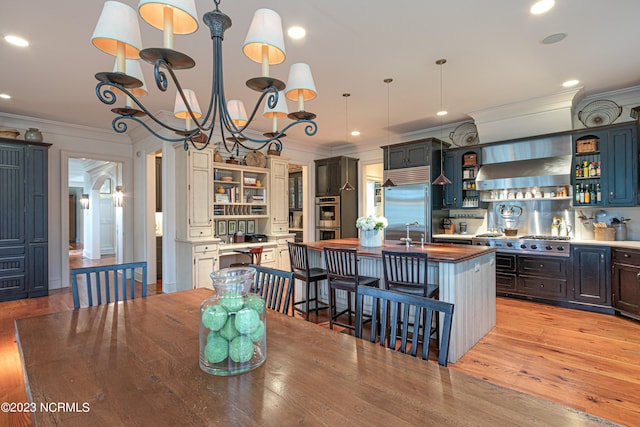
[[199, 267, 266, 375]]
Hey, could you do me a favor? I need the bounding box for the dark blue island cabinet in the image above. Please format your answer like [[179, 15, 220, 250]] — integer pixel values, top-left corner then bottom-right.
[[572, 122, 639, 207], [0, 137, 50, 301]]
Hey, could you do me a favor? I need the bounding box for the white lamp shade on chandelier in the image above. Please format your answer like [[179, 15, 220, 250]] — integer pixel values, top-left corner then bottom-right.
[[174, 89, 202, 119], [174, 89, 201, 130], [138, 0, 199, 34], [227, 100, 249, 127], [80, 194, 90, 210], [243, 8, 286, 78], [286, 63, 317, 113], [91, 1, 142, 72], [263, 93, 289, 133]]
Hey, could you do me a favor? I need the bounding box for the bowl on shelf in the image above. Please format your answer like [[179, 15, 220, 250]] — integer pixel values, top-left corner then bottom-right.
[[220, 176, 233, 182], [0, 128, 20, 139]]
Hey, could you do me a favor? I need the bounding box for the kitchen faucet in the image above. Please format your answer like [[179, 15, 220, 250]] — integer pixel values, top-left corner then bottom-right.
[[401, 221, 419, 247]]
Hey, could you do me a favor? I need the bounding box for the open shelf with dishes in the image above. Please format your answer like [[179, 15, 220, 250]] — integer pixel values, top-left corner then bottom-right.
[[213, 164, 269, 218], [480, 186, 572, 202]]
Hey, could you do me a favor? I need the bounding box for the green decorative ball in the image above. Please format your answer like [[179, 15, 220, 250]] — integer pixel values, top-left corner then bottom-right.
[[245, 295, 265, 314], [201, 305, 228, 331], [249, 320, 265, 342], [204, 336, 229, 363], [229, 335, 254, 363], [235, 308, 261, 334], [220, 291, 245, 312], [219, 314, 239, 341]]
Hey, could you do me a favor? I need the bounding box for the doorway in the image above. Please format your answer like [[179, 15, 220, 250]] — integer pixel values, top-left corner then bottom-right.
[[68, 158, 122, 268]]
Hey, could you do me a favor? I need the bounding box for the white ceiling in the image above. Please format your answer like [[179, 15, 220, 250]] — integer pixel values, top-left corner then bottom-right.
[[2, 1, 640, 151]]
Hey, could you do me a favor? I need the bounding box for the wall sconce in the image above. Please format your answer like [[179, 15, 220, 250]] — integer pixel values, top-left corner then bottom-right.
[[113, 185, 124, 207], [80, 194, 90, 210]]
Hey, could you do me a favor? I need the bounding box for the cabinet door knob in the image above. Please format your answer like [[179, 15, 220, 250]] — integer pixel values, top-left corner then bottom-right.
[[625, 253, 631, 258], [539, 284, 544, 288], [637, 272, 640, 281], [539, 264, 544, 268]]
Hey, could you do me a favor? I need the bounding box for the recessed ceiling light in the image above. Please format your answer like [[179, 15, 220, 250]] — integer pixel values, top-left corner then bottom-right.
[[542, 33, 567, 45], [562, 79, 580, 88], [351, 131, 360, 137], [0, 93, 11, 100], [530, 0, 555, 15], [287, 26, 306, 39], [437, 110, 447, 116], [4, 35, 29, 47]]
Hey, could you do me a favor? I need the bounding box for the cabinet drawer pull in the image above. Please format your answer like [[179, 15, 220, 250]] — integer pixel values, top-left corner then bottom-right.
[[637, 272, 640, 281], [539, 264, 544, 268], [624, 253, 631, 258], [539, 284, 544, 288]]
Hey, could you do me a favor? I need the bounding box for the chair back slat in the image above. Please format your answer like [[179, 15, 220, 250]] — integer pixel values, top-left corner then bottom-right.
[[250, 265, 294, 315], [70, 262, 148, 309], [355, 285, 454, 366]]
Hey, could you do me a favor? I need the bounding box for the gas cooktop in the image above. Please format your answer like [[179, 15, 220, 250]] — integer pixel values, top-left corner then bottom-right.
[[519, 235, 572, 241]]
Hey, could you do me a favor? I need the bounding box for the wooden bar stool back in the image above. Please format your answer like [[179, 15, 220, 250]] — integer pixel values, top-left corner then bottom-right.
[[323, 247, 379, 330], [288, 242, 329, 320]]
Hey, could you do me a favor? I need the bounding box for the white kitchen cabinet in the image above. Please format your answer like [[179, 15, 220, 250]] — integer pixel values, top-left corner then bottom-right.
[[194, 243, 219, 289], [176, 240, 219, 291], [267, 157, 289, 234], [176, 147, 213, 240], [276, 235, 294, 271]]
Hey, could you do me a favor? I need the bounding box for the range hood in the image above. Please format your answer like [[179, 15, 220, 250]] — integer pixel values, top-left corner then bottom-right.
[[476, 155, 572, 190], [475, 134, 572, 190]]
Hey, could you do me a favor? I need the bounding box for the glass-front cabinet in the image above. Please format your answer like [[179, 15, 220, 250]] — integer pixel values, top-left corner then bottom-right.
[[571, 122, 638, 207], [443, 147, 482, 209]]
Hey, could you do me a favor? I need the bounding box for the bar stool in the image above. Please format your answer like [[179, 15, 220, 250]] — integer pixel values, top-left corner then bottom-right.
[[230, 247, 263, 267], [288, 242, 329, 321], [323, 247, 379, 331], [381, 250, 439, 342]]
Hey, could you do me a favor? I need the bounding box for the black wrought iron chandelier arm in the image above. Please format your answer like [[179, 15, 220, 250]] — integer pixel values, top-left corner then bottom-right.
[[96, 82, 117, 105]]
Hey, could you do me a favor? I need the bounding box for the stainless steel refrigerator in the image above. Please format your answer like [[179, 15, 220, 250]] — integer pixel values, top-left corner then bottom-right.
[[384, 181, 431, 243]]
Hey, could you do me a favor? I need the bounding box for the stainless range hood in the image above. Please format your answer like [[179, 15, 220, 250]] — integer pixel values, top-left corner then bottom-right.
[[476, 155, 572, 190], [476, 134, 572, 190]]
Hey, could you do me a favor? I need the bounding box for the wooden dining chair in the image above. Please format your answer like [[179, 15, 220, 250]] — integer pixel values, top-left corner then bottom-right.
[[323, 247, 379, 330], [288, 242, 329, 320], [250, 264, 294, 316], [70, 262, 147, 309], [355, 285, 454, 366]]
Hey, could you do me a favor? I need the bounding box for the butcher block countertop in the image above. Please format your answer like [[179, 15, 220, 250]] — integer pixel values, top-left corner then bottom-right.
[[304, 238, 495, 263]]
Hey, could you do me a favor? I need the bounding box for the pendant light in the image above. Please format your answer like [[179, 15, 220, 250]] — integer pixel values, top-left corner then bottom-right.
[[382, 78, 396, 188], [340, 93, 355, 191], [432, 58, 452, 185]]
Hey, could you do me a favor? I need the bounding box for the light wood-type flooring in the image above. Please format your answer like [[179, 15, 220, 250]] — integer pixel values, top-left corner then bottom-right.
[[1, 255, 639, 425]]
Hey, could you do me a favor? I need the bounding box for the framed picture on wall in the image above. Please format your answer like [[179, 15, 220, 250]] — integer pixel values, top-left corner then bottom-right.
[[247, 220, 255, 234], [238, 220, 246, 233], [217, 220, 226, 236], [228, 220, 236, 234]]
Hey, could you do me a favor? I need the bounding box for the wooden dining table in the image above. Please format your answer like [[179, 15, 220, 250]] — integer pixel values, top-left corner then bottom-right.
[[15, 288, 616, 426]]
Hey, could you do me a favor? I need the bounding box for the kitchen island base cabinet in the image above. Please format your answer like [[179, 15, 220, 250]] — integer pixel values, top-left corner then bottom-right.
[[304, 239, 496, 363]]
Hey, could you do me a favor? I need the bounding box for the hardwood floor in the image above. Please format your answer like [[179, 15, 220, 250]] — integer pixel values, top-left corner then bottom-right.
[[1, 269, 639, 426]]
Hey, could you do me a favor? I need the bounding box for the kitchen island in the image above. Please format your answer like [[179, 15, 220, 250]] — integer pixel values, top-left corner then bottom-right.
[[304, 238, 496, 363]]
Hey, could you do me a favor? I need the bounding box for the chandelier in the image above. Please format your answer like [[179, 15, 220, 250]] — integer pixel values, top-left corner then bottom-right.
[[91, 0, 318, 152]]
